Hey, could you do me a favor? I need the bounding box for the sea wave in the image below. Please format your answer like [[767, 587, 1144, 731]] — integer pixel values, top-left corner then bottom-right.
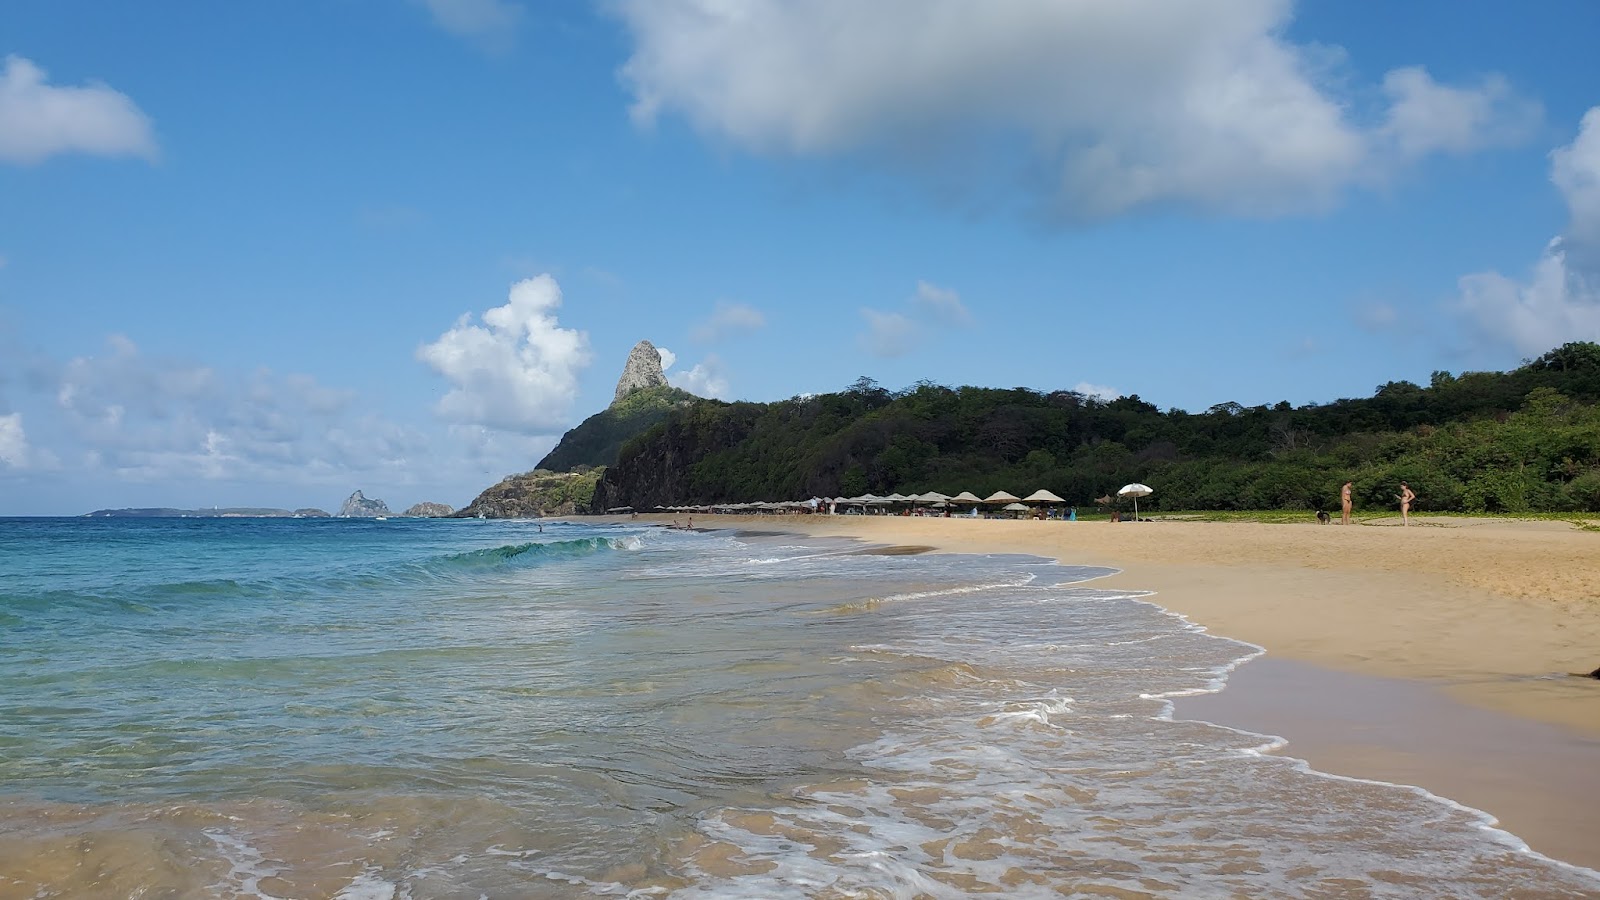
[[428, 536, 641, 572]]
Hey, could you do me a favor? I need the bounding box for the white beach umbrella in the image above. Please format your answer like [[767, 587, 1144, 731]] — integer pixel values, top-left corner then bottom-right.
[[1002, 502, 1029, 511], [1022, 489, 1065, 504], [1117, 483, 1153, 519], [950, 491, 982, 504], [917, 491, 950, 502]]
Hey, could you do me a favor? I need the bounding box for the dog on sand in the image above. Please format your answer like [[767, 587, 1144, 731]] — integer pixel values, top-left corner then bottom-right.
[[1315, 510, 1332, 525]]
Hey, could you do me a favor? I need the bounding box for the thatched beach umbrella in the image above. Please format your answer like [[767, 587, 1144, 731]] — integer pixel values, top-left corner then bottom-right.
[[947, 491, 983, 515], [1022, 489, 1065, 505], [983, 491, 1021, 505]]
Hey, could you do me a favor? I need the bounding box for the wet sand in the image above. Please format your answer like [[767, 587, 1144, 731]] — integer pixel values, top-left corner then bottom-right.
[[596, 513, 1600, 870]]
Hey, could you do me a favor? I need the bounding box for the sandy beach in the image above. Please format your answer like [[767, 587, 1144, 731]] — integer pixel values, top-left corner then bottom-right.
[[608, 513, 1600, 871]]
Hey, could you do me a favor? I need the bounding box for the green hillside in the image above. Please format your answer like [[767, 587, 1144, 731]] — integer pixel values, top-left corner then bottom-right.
[[591, 342, 1600, 514], [536, 385, 699, 472]]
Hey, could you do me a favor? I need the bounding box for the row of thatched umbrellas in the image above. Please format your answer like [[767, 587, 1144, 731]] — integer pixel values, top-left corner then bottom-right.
[[830, 490, 1068, 513], [650, 489, 1071, 516]]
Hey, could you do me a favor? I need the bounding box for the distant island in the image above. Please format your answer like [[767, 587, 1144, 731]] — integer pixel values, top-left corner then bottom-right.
[[83, 493, 458, 519], [83, 507, 331, 518]]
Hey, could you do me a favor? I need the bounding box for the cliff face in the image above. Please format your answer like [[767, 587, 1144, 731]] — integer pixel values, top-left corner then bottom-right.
[[589, 402, 759, 511], [456, 469, 602, 519], [402, 501, 454, 517], [337, 491, 391, 518], [613, 340, 670, 404]]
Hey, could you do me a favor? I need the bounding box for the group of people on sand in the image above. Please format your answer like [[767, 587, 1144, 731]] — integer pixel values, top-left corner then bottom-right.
[[1337, 480, 1417, 526]]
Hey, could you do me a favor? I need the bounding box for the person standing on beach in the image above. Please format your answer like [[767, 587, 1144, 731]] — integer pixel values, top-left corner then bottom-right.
[[1399, 482, 1416, 526], [1340, 481, 1353, 525]]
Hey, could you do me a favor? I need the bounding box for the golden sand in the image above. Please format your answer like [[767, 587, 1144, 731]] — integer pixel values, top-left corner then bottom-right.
[[602, 512, 1600, 870], [657, 514, 1600, 735]]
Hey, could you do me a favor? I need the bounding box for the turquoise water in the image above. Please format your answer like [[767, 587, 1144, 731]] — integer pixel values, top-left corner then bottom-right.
[[1, 518, 1596, 898]]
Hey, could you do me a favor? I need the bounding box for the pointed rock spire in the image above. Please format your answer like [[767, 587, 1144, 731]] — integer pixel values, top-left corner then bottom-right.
[[613, 339, 669, 405]]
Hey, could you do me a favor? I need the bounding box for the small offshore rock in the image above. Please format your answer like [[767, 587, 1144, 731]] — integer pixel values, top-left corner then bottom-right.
[[337, 490, 391, 518], [403, 501, 454, 518]]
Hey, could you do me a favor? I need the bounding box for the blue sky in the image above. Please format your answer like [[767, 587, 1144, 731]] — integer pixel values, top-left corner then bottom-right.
[[3, 0, 1599, 515]]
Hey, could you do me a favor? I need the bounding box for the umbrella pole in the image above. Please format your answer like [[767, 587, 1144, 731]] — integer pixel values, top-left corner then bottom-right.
[[1133, 497, 1138, 520]]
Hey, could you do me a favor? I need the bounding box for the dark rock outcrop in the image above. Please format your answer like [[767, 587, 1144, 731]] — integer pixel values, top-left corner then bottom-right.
[[402, 502, 454, 518], [613, 340, 670, 405], [455, 469, 602, 519], [337, 490, 391, 518], [292, 508, 331, 517]]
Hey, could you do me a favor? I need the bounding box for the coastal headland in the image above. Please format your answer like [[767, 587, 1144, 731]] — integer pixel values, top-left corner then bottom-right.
[[589, 513, 1600, 871]]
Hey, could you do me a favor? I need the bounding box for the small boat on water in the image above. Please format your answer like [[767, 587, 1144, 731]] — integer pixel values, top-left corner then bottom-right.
[[375, 516, 388, 521]]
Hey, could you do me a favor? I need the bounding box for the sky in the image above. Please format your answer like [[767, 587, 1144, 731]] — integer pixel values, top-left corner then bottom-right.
[[2, 0, 1599, 515]]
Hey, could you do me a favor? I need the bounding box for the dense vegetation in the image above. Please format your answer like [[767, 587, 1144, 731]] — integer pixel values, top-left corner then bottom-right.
[[537, 385, 699, 472], [591, 342, 1600, 514]]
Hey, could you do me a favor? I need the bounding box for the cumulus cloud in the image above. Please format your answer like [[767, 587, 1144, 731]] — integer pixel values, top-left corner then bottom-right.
[[417, 275, 592, 433], [669, 354, 730, 398], [655, 346, 677, 371], [0, 413, 31, 468], [691, 302, 767, 342], [42, 336, 417, 484], [860, 281, 973, 358], [1456, 107, 1600, 356], [614, 0, 1535, 220], [1379, 67, 1539, 159], [0, 55, 157, 165], [417, 0, 523, 52]]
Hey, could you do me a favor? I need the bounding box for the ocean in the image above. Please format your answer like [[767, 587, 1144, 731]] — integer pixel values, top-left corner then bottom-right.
[[0, 517, 1595, 898]]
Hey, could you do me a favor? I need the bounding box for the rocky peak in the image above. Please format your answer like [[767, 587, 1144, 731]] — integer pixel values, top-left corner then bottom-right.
[[337, 490, 391, 518], [613, 340, 669, 405]]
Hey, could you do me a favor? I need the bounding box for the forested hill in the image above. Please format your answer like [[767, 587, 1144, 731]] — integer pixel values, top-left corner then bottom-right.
[[536, 385, 698, 472], [589, 342, 1600, 514]]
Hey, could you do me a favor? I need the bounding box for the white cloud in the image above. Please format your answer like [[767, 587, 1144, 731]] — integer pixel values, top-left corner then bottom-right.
[[1379, 67, 1538, 160], [1553, 108, 1600, 266], [417, 275, 592, 433], [859, 308, 919, 359], [41, 336, 414, 485], [859, 281, 973, 357], [1458, 243, 1599, 357], [669, 354, 730, 399], [911, 280, 972, 326], [691, 302, 767, 342], [614, 1, 1534, 220], [0, 55, 157, 165], [0, 413, 30, 468], [418, 0, 523, 51], [1074, 382, 1122, 401], [1457, 108, 1600, 356], [655, 346, 677, 372]]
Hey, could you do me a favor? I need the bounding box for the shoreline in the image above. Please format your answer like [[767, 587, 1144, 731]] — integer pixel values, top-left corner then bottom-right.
[[582, 513, 1600, 871]]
